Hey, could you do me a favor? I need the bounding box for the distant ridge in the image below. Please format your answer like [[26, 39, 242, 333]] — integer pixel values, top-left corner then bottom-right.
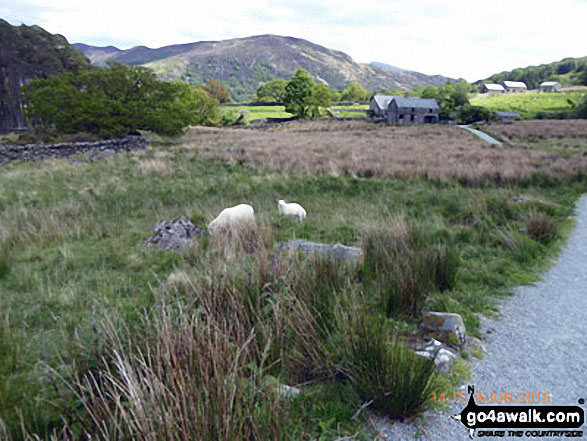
[[74, 35, 457, 101]]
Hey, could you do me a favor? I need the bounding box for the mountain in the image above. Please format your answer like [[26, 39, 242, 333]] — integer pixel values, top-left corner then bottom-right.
[[74, 35, 457, 101], [370, 61, 412, 73], [0, 19, 91, 132], [474, 56, 587, 90]]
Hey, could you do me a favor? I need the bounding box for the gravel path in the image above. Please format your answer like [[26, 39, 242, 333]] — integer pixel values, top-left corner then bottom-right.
[[459, 125, 502, 145], [376, 195, 587, 440]]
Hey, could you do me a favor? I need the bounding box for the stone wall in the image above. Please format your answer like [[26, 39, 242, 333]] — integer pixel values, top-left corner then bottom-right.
[[0, 135, 147, 165]]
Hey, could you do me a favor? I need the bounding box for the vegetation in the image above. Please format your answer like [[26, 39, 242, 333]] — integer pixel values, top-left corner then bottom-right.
[[283, 69, 332, 119], [475, 56, 587, 90], [470, 92, 587, 119], [0, 120, 584, 440], [340, 82, 370, 102], [22, 63, 220, 136], [255, 78, 287, 103], [201, 79, 232, 103]]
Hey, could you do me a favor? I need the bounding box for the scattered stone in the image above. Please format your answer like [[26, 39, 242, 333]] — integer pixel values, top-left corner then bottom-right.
[[419, 312, 467, 349], [434, 348, 457, 374], [465, 336, 487, 356], [276, 239, 364, 264], [141, 216, 203, 253], [275, 383, 300, 400], [511, 195, 557, 207]]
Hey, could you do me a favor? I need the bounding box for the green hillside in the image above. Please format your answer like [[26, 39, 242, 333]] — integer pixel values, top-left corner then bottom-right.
[[474, 56, 587, 90], [470, 91, 587, 119], [74, 35, 457, 102]]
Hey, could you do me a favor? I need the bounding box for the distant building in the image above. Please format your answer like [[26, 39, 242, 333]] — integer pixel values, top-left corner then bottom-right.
[[482, 83, 505, 94], [494, 111, 520, 121], [539, 81, 561, 92], [387, 97, 439, 124], [503, 81, 528, 93], [368, 95, 398, 117]]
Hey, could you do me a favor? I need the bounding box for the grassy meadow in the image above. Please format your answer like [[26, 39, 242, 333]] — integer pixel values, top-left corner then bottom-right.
[[470, 91, 587, 119], [0, 120, 586, 440], [219, 104, 368, 123]]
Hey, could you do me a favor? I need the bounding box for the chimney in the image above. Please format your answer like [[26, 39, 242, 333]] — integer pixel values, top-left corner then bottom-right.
[[404, 92, 410, 98]]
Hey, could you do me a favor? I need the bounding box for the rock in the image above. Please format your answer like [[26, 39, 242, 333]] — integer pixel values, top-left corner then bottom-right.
[[465, 336, 487, 356], [276, 239, 364, 264], [141, 216, 203, 253], [434, 348, 457, 374], [419, 312, 467, 349], [511, 195, 557, 207], [275, 383, 300, 400]]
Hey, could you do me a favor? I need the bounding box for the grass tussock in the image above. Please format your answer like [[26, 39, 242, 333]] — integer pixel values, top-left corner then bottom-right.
[[363, 218, 459, 317], [336, 299, 436, 419], [525, 212, 557, 243]]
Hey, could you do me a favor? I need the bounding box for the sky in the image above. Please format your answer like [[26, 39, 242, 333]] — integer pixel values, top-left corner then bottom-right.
[[2, 0, 586, 81]]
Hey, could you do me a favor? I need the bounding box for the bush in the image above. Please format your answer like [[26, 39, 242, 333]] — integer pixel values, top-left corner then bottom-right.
[[363, 219, 459, 317], [525, 212, 557, 243], [22, 63, 218, 137], [337, 302, 436, 418]]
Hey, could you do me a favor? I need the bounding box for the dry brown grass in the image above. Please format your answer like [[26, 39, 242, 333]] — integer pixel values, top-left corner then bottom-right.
[[180, 120, 587, 185], [486, 119, 587, 141], [137, 158, 174, 177]]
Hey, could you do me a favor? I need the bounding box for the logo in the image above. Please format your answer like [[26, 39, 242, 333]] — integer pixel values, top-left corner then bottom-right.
[[453, 386, 585, 439]]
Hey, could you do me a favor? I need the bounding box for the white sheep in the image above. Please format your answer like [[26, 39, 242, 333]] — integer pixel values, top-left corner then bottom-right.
[[208, 204, 255, 233], [277, 199, 307, 222]]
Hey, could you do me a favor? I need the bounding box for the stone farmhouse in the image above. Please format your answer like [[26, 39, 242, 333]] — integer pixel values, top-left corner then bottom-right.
[[482, 83, 506, 94], [503, 81, 528, 93], [539, 81, 562, 92], [368, 95, 398, 117], [386, 96, 439, 124]]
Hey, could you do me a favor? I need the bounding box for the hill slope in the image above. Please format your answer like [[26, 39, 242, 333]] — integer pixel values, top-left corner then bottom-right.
[[474, 56, 587, 90], [0, 19, 91, 132], [74, 35, 456, 101]]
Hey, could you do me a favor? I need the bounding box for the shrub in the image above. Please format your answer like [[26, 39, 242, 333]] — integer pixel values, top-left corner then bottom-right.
[[337, 301, 436, 418], [363, 219, 459, 317], [525, 212, 557, 243]]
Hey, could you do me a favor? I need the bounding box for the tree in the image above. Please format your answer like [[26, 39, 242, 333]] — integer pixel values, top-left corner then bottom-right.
[[283, 69, 315, 118], [22, 63, 218, 136], [255, 78, 287, 103], [340, 82, 369, 102], [200, 80, 232, 103], [307, 84, 332, 118]]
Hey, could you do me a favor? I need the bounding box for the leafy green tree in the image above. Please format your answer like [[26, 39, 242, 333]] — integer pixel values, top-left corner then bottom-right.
[[22, 63, 216, 136], [420, 81, 471, 121], [283, 69, 315, 118], [255, 78, 287, 103], [340, 82, 369, 102], [307, 84, 332, 118], [200, 80, 232, 103]]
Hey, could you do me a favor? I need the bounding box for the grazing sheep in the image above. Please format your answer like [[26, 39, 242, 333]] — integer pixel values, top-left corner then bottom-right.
[[208, 204, 255, 233], [277, 199, 307, 222]]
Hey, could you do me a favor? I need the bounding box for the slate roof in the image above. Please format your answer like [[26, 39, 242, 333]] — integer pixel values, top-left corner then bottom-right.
[[372, 95, 397, 110], [503, 81, 527, 89], [392, 97, 439, 110], [484, 83, 505, 91]]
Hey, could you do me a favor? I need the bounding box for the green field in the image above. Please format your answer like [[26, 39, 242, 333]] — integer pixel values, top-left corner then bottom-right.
[[470, 92, 587, 119], [219, 105, 292, 123], [0, 123, 584, 440], [219, 104, 368, 123]]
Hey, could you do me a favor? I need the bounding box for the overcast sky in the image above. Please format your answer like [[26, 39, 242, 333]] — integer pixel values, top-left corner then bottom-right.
[[2, 0, 586, 81]]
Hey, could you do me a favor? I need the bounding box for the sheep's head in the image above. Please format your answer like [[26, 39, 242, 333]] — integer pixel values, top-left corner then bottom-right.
[[277, 199, 286, 207]]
